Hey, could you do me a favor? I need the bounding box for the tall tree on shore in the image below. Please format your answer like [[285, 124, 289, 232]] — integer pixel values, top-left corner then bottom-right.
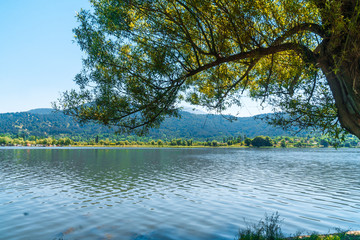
[[56, 0, 360, 139]]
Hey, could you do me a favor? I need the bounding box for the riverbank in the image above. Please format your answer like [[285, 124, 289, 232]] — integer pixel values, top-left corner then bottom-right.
[[236, 213, 360, 240], [291, 231, 360, 240], [1, 143, 359, 149]]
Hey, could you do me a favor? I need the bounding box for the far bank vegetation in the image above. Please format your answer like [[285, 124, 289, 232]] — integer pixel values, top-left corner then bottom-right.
[[0, 134, 359, 148]]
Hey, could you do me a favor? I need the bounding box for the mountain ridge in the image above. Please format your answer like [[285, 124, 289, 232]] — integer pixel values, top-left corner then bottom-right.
[[0, 108, 291, 140]]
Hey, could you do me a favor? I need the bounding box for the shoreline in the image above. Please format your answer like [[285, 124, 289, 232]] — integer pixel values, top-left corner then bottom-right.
[[1, 144, 359, 149], [287, 231, 360, 240]]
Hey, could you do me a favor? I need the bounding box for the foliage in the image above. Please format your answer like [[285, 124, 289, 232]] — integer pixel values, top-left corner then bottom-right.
[[157, 139, 163, 146], [237, 212, 284, 240], [0, 132, 358, 148], [0, 136, 12, 145], [320, 139, 329, 147], [244, 138, 252, 146], [251, 136, 273, 147], [55, 0, 360, 139]]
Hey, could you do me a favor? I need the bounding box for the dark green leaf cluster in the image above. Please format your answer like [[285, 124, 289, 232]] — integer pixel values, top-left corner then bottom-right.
[[251, 136, 273, 147]]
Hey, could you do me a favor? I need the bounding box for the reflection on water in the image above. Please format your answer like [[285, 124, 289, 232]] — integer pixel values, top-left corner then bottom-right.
[[0, 148, 359, 239]]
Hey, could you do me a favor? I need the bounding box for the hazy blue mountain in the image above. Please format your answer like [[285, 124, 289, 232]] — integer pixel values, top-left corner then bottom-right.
[[180, 106, 208, 115], [27, 108, 54, 115], [0, 108, 292, 140]]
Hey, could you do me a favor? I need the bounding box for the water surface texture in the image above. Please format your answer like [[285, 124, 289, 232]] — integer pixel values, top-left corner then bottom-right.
[[0, 148, 359, 239]]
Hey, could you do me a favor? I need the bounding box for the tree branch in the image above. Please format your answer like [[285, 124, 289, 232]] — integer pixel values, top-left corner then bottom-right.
[[185, 42, 316, 79], [272, 23, 327, 46]]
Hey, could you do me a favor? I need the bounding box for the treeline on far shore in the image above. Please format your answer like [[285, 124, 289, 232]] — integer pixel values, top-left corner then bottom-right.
[[0, 134, 359, 148]]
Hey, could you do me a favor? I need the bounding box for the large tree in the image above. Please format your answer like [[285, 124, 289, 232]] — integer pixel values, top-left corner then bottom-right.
[[56, 0, 360, 138]]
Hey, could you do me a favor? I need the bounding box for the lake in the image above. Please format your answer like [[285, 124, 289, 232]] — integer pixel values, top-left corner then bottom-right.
[[0, 147, 359, 239]]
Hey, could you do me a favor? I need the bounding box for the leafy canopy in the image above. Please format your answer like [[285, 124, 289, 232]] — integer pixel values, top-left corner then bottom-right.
[[55, 0, 359, 137]]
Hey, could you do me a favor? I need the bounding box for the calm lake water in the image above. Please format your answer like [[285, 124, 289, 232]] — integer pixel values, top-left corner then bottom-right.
[[0, 147, 359, 240]]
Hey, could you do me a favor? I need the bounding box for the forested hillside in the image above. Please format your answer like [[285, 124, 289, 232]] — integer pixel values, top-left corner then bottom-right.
[[149, 111, 289, 139], [0, 109, 290, 140]]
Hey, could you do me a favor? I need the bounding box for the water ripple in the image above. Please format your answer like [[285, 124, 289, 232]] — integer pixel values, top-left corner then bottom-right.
[[0, 148, 360, 239]]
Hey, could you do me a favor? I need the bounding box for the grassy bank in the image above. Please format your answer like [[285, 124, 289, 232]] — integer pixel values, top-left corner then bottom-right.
[[236, 213, 360, 240]]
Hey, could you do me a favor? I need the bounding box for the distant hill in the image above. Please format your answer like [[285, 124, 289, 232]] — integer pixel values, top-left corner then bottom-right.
[[148, 111, 290, 139], [27, 108, 54, 115], [0, 108, 292, 140], [180, 106, 207, 115]]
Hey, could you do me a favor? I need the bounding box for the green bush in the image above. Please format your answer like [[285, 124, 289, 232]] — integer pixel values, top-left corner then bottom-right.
[[244, 138, 252, 146], [251, 136, 273, 147], [237, 212, 283, 240]]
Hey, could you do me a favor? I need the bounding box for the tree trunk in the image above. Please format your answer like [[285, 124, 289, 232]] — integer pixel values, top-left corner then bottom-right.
[[316, 0, 360, 139], [319, 40, 360, 139]]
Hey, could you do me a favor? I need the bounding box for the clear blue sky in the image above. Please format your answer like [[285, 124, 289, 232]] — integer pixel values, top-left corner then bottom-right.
[[0, 0, 272, 116], [0, 0, 90, 113]]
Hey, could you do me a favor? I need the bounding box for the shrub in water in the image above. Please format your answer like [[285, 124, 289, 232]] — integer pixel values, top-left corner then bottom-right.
[[237, 212, 283, 240]]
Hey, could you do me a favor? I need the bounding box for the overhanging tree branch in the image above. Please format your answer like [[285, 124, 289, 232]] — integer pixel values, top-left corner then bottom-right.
[[185, 42, 317, 79], [272, 23, 327, 46]]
